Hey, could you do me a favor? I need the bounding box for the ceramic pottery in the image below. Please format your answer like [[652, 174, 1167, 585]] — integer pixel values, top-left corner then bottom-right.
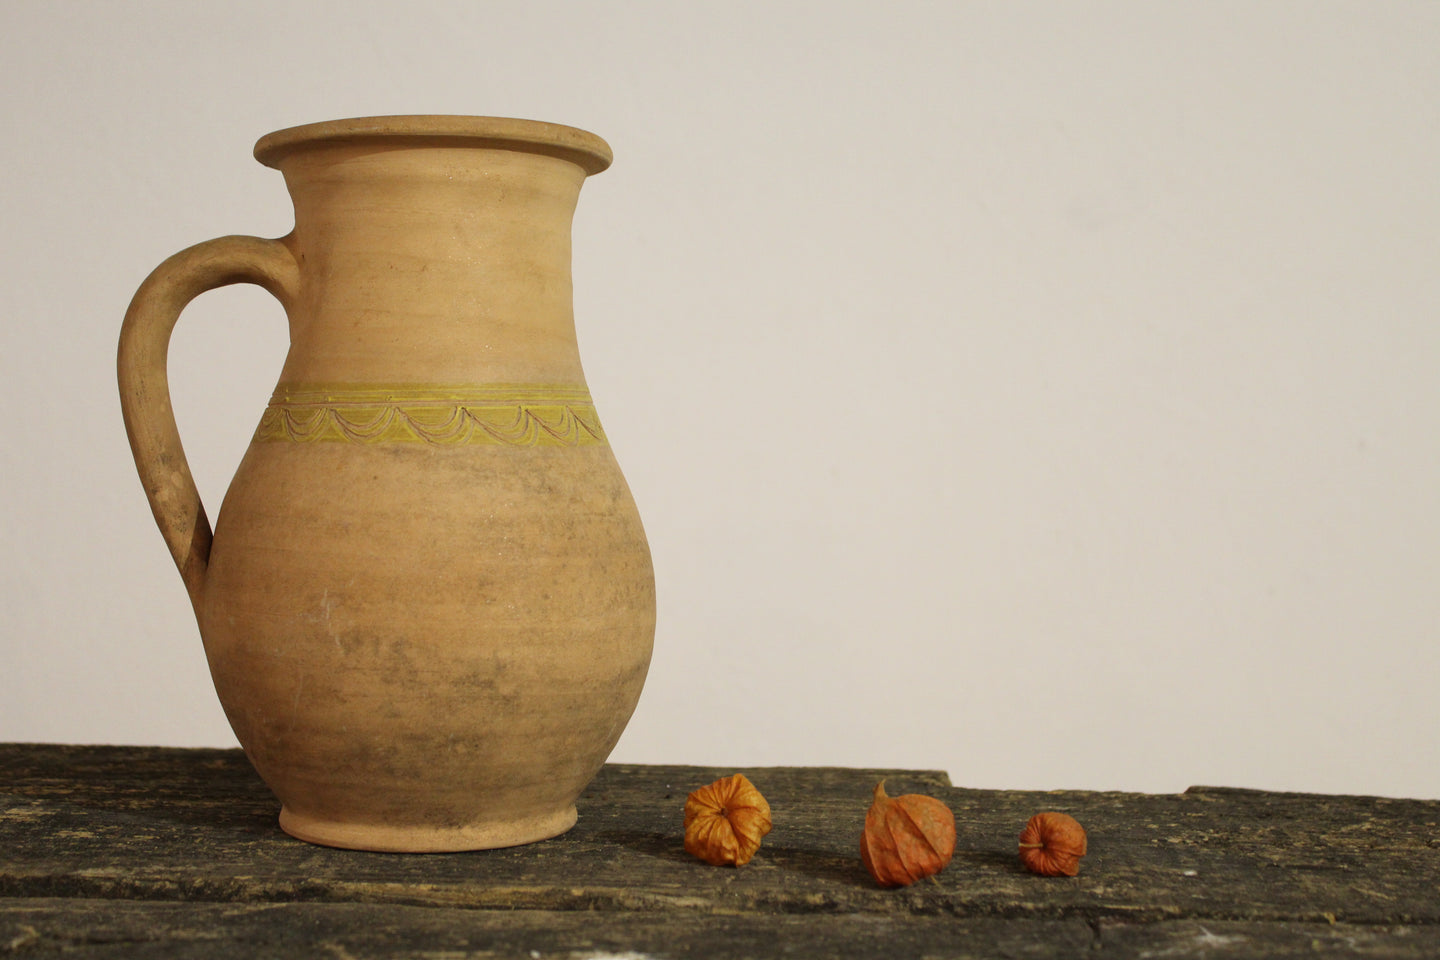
[[118, 116, 655, 852]]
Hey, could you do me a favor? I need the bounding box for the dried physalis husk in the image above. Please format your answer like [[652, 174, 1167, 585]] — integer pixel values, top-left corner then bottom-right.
[[683, 773, 772, 866], [859, 780, 957, 888], [1018, 812, 1088, 876]]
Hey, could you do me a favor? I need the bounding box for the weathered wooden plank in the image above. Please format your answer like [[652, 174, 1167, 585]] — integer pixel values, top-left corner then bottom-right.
[[1097, 917, 1440, 958], [0, 899, 1095, 959], [2, 743, 1438, 956], [5, 901, 1440, 959], [934, 781, 1440, 926]]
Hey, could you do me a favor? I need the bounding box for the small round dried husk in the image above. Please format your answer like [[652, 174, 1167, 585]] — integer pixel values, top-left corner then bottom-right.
[[683, 773, 772, 866], [1018, 812, 1088, 876], [859, 780, 956, 888]]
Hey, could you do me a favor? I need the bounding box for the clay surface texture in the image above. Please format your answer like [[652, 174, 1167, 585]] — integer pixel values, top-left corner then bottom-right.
[[117, 116, 655, 852]]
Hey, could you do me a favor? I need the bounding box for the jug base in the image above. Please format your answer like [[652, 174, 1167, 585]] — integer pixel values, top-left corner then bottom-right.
[[277, 803, 579, 852]]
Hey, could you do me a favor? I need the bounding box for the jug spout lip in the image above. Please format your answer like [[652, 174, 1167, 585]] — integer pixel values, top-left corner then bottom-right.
[[253, 115, 613, 175]]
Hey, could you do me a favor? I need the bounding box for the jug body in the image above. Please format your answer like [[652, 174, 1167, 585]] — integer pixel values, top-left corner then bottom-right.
[[119, 117, 655, 851]]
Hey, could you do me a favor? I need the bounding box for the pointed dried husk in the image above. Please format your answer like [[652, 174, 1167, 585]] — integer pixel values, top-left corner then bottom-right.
[[860, 780, 956, 887]]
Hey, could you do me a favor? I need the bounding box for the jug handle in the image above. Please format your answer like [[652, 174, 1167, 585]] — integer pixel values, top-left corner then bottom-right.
[[118, 235, 300, 609]]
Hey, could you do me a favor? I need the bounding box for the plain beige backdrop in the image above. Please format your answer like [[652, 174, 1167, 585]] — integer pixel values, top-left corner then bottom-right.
[[2, 1, 1437, 798]]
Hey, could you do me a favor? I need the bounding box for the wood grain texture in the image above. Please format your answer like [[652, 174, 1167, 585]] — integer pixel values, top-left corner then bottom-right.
[[2, 744, 1438, 957]]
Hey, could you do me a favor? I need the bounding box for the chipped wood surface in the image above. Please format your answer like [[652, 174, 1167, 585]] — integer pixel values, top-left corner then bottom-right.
[[2, 744, 1437, 957]]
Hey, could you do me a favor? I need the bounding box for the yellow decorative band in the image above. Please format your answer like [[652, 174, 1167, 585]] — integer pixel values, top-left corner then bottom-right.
[[253, 383, 607, 446]]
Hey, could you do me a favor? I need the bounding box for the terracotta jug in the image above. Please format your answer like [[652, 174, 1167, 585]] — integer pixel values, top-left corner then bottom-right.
[[118, 116, 655, 852]]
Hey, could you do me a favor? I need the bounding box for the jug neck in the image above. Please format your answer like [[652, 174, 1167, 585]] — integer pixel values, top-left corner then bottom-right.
[[256, 118, 611, 388]]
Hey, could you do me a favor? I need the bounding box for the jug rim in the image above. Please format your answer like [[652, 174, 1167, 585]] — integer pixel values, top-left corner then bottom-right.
[[253, 115, 613, 175]]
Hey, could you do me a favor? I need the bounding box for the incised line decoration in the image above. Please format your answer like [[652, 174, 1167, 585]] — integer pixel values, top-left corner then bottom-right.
[[253, 383, 607, 446]]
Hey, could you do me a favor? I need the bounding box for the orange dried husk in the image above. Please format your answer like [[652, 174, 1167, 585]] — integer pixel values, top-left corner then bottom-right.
[[683, 773, 772, 866], [859, 780, 956, 888], [1018, 812, 1088, 876]]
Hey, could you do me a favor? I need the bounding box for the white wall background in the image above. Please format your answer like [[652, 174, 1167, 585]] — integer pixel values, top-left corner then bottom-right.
[[2, 1, 1437, 799]]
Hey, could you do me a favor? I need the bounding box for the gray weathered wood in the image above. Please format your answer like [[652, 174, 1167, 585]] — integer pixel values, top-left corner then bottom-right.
[[2, 744, 1437, 957]]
